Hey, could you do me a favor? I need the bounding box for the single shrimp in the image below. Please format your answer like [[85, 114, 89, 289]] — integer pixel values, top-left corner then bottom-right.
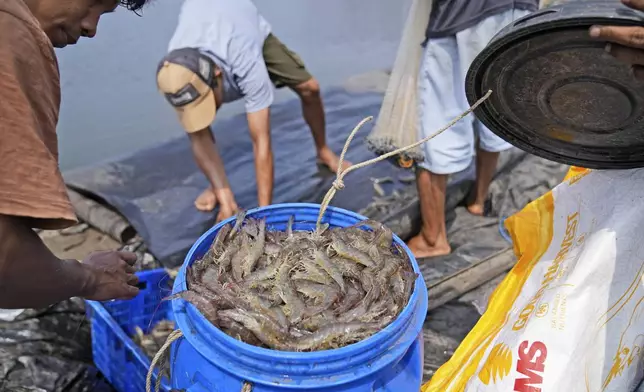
[[234, 294, 289, 335], [337, 301, 368, 323], [298, 310, 336, 331], [314, 250, 345, 293], [211, 223, 232, 257], [390, 270, 406, 309], [190, 280, 224, 302], [289, 326, 313, 338], [293, 280, 340, 314], [271, 306, 289, 330], [375, 259, 401, 289], [401, 270, 418, 304], [231, 233, 251, 281], [215, 233, 242, 275], [242, 218, 266, 277], [276, 258, 305, 324], [197, 224, 230, 274], [333, 285, 362, 315], [367, 245, 385, 270], [331, 256, 362, 280], [196, 280, 244, 309], [358, 296, 389, 323], [330, 235, 376, 268], [243, 256, 282, 282], [166, 290, 218, 323], [339, 226, 386, 269], [256, 287, 282, 306], [351, 220, 393, 249], [291, 265, 333, 286], [217, 309, 292, 351], [359, 268, 381, 307], [218, 318, 263, 347], [227, 210, 247, 241], [289, 322, 379, 351], [242, 218, 259, 238], [241, 278, 273, 291], [286, 215, 295, 239], [373, 225, 393, 249]]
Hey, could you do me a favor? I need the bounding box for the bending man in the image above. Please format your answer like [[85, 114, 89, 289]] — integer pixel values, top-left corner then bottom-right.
[[157, 0, 349, 222]]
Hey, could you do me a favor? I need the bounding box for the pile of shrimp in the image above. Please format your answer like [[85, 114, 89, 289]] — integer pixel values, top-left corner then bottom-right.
[[173, 212, 418, 352], [133, 320, 175, 359]]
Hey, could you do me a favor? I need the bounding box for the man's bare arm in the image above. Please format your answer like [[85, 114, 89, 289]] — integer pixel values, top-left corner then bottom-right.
[[247, 108, 273, 206], [188, 128, 239, 214], [0, 215, 91, 308], [0, 215, 140, 308]]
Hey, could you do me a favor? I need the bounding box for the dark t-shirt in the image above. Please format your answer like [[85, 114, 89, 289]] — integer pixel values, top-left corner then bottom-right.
[[426, 0, 539, 39]]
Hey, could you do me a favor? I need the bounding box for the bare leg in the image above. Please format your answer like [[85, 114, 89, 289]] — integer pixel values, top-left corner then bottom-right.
[[407, 168, 451, 258], [467, 148, 500, 216], [292, 78, 351, 173], [195, 188, 217, 212]]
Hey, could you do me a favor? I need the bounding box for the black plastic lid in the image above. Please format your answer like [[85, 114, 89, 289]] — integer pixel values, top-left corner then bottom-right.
[[466, 1, 644, 169]]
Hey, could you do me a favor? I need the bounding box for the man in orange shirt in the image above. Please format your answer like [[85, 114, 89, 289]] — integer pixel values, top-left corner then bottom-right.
[[0, 0, 150, 308]]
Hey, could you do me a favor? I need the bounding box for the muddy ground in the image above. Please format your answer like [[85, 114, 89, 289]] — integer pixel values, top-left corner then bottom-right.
[[39, 225, 120, 262]]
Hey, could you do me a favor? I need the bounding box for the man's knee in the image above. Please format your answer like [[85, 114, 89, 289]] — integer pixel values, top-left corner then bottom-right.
[[294, 78, 320, 100]]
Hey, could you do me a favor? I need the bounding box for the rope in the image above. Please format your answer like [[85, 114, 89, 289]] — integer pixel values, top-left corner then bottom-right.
[[146, 329, 183, 392], [315, 89, 494, 229], [145, 329, 254, 392]]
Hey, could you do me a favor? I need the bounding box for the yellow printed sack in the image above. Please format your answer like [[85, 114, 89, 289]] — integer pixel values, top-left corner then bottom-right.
[[422, 166, 644, 392]]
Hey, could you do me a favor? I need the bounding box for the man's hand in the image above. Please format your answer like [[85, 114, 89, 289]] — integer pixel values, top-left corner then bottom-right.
[[217, 203, 237, 223], [80, 251, 140, 301], [589, 0, 644, 80], [188, 127, 239, 219], [214, 188, 239, 222]]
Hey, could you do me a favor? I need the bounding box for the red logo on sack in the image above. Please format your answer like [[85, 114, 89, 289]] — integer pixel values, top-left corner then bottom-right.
[[514, 340, 547, 392]]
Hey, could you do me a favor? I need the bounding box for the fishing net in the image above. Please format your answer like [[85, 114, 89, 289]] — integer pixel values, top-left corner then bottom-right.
[[365, 0, 432, 167]]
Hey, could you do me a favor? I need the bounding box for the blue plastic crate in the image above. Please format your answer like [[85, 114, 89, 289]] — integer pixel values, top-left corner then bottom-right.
[[499, 216, 513, 244], [85, 269, 174, 392]]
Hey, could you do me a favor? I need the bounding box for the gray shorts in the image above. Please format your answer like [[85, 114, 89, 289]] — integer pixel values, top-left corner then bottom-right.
[[417, 9, 531, 174]]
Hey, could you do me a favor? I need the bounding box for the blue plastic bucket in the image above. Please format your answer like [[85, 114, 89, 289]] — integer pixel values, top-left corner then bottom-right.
[[170, 203, 428, 392]]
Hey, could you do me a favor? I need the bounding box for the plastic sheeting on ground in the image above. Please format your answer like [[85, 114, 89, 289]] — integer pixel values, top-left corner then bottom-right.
[[0, 300, 113, 392], [64, 88, 410, 267]]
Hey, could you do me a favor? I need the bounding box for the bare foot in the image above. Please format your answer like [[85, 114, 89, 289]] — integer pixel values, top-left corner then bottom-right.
[[466, 203, 485, 216], [194, 188, 217, 212], [317, 147, 352, 173], [407, 233, 451, 259]]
